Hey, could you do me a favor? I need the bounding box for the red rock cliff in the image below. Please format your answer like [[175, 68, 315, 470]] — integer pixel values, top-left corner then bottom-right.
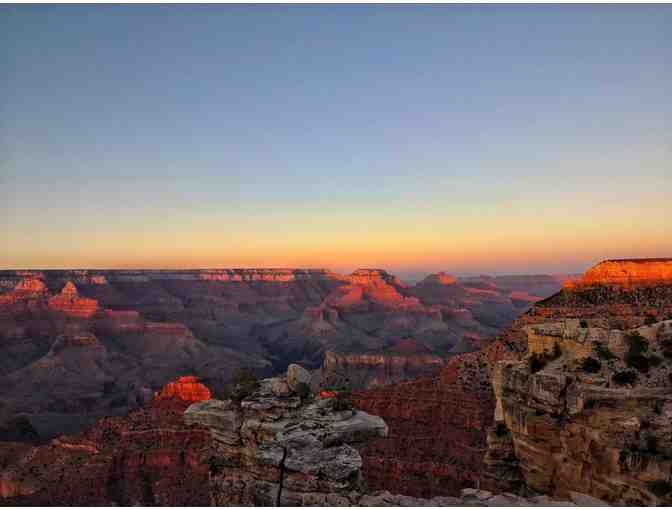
[[48, 281, 99, 318], [565, 258, 672, 288], [154, 376, 212, 402]]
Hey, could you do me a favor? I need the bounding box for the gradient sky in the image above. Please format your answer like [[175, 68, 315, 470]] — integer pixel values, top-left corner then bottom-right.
[[1, 5, 671, 278]]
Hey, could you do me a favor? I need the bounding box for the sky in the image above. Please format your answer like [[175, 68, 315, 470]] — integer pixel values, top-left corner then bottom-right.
[[1, 5, 671, 278]]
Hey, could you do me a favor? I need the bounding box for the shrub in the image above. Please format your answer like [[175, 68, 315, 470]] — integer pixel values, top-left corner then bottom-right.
[[207, 456, 227, 476], [613, 370, 638, 386], [625, 332, 651, 372], [494, 422, 509, 437], [580, 319, 588, 328], [645, 436, 659, 454], [595, 342, 616, 361], [649, 354, 663, 367], [332, 391, 353, 411], [644, 314, 658, 326], [294, 382, 311, 400], [648, 480, 672, 497], [224, 368, 259, 401], [529, 353, 547, 373], [528, 343, 562, 374], [580, 357, 601, 373], [627, 331, 649, 353]]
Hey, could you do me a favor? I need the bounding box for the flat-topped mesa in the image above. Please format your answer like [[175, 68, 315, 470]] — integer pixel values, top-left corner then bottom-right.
[[422, 272, 458, 285], [14, 277, 48, 294], [565, 258, 672, 289], [0, 277, 49, 306], [184, 364, 388, 506], [348, 268, 402, 286], [47, 281, 98, 318], [154, 375, 212, 402], [197, 268, 345, 282], [335, 269, 420, 308]]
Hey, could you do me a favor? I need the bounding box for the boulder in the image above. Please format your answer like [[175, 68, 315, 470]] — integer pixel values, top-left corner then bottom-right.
[[287, 363, 311, 392]]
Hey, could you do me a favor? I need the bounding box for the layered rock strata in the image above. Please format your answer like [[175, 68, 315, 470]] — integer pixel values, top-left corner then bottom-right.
[[184, 369, 388, 506]]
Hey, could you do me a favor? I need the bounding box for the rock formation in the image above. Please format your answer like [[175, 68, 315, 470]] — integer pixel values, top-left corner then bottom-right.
[[155, 375, 212, 402], [184, 367, 388, 506], [0, 398, 211, 505], [47, 281, 99, 318], [478, 258, 672, 505], [350, 345, 503, 498], [320, 338, 445, 389], [0, 267, 563, 440], [566, 258, 672, 289]]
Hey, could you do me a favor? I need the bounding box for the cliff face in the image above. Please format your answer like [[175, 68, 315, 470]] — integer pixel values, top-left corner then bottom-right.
[[184, 368, 388, 506], [350, 345, 506, 498], [0, 267, 563, 440], [0, 398, 211, 505], [320, 338, 445, 389], [487, 320, 672, 505], [480, 258, 672, 504], [566, 258, 672, 289], [155, 375, 212, 402]]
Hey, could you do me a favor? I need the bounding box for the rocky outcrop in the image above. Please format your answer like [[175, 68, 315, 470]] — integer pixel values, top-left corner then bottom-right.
[[566, 258, 672, 289], [422, 272, 458, 286], [359, 487, 607, 506], [0, 399, 211, 505], [47, 281, 98, 318], [155, 375, 212, 402], [350, 345, 505, 498], [184, 367, 388, 506], [0, 267, 564, 440], [321, 339, 445, 389], [487, 316, 672, 504]]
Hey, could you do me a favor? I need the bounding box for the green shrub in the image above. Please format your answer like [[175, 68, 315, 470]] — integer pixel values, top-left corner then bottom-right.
[[644, 314, 658, 326], [627, 331, 649, 353], [613, 370, 638, 386], [294, 382, 311, 400], [224, 368, 259, 401], [207, 456, 227, 476], [332, 391, 353, 411], [580, 357, 601, 373], [529, 353, 547, 373], [528, 343, 561, 374], [625, 332, 651, 372], [580, 320, 588, 328], [648, 480, 672, 497], [494, 422, 509, 437], [595, 342, 616, 361], [649, 354, 663, 367], [646, 436, 659, 453]]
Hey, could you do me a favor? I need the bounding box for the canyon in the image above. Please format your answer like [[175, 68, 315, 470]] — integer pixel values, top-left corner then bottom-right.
[[0, 268, 564, 440], [3, 258, 669, 505], [349, 258, 672, 502]]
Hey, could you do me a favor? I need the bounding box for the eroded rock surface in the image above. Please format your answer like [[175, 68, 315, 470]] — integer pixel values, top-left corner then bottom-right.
[[184, 366, 388, 506]]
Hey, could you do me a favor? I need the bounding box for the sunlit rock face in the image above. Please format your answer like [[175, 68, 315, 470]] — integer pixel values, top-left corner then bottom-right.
[[565, 258, 672, 289], [422, 272, 458, 286], [154, 375, 212, 402], [0, 267, 563, 440], [478, 258, 672, 505], [47, 281, 99, 318], [184, 365, 388, 506]]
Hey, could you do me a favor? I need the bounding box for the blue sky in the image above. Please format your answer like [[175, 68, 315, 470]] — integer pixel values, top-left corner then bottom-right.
[[1, 5, 671, 276]]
